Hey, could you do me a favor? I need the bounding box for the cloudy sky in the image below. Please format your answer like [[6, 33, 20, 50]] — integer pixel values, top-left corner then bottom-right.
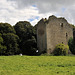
[[0, 0, 75, 26]]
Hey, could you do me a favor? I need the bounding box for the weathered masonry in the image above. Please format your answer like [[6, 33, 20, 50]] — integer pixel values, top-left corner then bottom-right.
[[37, 15, 73, 54]]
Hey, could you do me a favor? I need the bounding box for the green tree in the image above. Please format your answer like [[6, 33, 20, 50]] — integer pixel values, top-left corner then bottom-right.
[[68, 37, 75, 54], [3, 33, 20, 55], [33, 24, 37, 42], [0, 23, 16, 34], [14, 21, 37, 55], [0, 23, 20, 55], [68, 24, 75, 54]]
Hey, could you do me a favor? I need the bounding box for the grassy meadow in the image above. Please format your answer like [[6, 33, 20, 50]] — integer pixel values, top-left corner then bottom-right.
[[0, 56, 75, 75]]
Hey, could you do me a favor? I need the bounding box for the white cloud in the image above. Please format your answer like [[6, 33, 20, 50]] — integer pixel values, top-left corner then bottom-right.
[[0, 0, 40, 25], [0, 0, 75, 26]]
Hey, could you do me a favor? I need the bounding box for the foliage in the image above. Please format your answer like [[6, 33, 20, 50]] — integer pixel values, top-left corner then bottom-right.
[[53, 44, 69, 56], [0, 23, 16, 34], [0, 22, 37, 56], [0, 33, 7, 55], [68, 24, 75, 54], [14, 21, 37, 55], [68, 37, 75, 54], [0, 33, 3, 43], [0, 23, 20, 55], [33, 24, 37, 39], [0, 56, 75, 75], [2, 33, 20, 55]]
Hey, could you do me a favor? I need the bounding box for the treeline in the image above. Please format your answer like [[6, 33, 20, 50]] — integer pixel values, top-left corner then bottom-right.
[[0, 21, 75, 56], [0, 21, 37, 56]]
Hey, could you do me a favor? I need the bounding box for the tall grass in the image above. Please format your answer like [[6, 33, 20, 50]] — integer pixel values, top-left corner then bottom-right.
[[0, 56, 75, 75]]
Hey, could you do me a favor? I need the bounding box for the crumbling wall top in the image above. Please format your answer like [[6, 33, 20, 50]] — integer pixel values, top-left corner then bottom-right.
[[58, 17, 68, 23], [49, 15, 57, 19], [37, 15, 72, 28]]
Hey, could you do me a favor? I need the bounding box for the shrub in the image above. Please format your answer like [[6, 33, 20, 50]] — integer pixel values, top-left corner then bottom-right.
[[53, 44, 69, 56], [68, 37, 75, 54]]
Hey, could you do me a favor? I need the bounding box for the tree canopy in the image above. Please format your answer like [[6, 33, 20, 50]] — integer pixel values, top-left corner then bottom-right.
[[0, 23, 16, 34], [3, 33, 20, 55], [0, 23, 20, 55], [14, 21, 37, 55]]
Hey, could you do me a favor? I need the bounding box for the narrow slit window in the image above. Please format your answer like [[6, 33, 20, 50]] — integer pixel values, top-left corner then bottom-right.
[[66, 33, 68, 38], [60, 23, 63, 27]]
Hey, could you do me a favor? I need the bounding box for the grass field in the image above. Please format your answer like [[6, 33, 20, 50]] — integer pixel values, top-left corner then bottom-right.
[[0, 56, 75, 75]]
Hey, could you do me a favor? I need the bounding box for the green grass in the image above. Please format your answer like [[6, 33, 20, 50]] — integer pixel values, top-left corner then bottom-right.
[[0, 56, 75, 75]]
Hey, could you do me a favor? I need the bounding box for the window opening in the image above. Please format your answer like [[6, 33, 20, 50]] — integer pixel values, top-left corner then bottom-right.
[[66, 33, 68, 38], [60, 23, 63, 27]]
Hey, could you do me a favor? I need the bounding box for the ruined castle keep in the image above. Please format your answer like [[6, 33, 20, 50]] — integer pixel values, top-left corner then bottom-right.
[[37, 15, 73, 54]]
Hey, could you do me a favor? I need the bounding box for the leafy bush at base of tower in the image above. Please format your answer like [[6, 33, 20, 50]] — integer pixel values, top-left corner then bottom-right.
[[53, 44, 69, 56]]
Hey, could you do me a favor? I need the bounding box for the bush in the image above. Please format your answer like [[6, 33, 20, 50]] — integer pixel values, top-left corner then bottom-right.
[[68, 37, 75, 54], [53, 44, 69, 56]]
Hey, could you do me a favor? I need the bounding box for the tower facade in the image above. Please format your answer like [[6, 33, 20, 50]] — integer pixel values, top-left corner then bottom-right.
[[37, 15, 73, 54]]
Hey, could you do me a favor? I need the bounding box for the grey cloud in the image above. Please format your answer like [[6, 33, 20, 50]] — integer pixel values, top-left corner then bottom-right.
[[6, 0, 75, 25], [7, 0, 75, 13]]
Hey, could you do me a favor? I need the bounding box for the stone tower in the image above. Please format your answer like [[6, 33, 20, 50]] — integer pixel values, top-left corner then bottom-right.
[[37, 15, 73, 54]]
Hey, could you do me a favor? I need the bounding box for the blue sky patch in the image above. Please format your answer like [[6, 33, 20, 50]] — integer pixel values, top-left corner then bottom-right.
[[32, 5, 37, 7], [29, 18, 34, 22], [29, 16, 39, 22]]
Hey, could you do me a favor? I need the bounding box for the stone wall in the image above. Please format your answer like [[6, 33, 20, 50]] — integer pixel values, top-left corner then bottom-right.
[[37, 19, 47, 53], [46, 15, 73, 54], [37, 15, 73, 54]]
